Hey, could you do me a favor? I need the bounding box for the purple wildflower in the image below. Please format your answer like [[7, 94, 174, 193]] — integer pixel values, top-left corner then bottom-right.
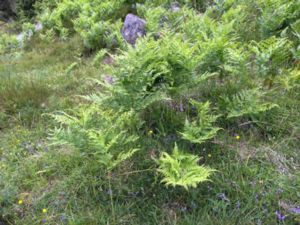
[[289, 207, 300, 215], [103, 75, 115, 84], [60, 214, 67, 221], [255, 194, 259, 201], [179, 100, 184, 112], [275, 211, 286, 221], [217, 193, 229, 202], [276, 188, 284, 195], [236, 201, 241, 209]]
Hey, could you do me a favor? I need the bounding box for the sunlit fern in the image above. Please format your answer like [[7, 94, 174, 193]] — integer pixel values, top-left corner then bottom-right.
[[157, 143, 215, 190]]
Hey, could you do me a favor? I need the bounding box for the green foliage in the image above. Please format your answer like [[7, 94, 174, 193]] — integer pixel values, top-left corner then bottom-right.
[[276, 69, 300, 91], [50, 106, 140, 170], [180, 100, 221, 144], [137, 5, 168, 34], [74, 19, 124, 50], [223, 88, 279, 119], [0, 36, 99, 124], [1, 0, 300, 224], [92, 49, 108, 66], [91, 33, 210, 111], [39, 0, 82, 34], [257, 0, 300, 38], [0, 34, 20, 54], [157, 143, 215, 189], [38, 28, 55, 43], [65, 62, 78, 75], [74, 0, 126, 49], [16, 0, 38, 19], [291, 19, 300, 60], [250, 37, 292, 81], [38, 0, 129, 50], [143, 0, 213, 11]]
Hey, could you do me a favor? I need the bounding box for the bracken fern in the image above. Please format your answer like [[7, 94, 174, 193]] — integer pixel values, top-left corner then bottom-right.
[[157, 143, 215, 190]]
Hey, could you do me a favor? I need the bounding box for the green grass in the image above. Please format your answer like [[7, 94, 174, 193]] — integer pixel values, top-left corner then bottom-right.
[[1, 0, 300, 224], [0, 39, 299, 224]]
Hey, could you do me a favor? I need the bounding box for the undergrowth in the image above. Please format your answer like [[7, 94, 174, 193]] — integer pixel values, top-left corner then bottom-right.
[[0, 0, 300, 224]]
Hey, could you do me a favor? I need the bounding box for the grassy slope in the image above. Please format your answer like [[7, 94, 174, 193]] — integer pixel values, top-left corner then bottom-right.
[[0, 40, 300, 225]]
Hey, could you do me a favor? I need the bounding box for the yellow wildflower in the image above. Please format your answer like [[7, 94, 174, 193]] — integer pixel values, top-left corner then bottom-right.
[[148, 130, 153, 136], [235, 135, 240, 140], [42, 208, 47, 213], [18, 200, 23, 205], [208, 154, 212, 158]]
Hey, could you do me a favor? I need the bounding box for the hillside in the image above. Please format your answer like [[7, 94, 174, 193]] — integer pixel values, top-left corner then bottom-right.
[[0, 0, 300, 224]]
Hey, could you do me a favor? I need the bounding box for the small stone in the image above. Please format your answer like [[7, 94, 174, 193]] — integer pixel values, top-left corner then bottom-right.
[[170, 2, 181, 12], [34, 22, 43, 32], [103, 75, 115, 84]]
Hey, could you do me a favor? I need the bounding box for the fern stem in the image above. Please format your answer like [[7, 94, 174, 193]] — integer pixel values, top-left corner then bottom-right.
[[108, 172, 115, 223], [118, 168, 154, 176]]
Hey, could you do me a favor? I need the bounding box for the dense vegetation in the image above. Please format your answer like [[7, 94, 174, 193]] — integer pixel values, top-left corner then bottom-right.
[[0, 0, 299, 224]]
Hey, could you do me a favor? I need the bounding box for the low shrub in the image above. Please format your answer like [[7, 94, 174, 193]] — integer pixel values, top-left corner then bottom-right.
[[0, 34, 20, 54]]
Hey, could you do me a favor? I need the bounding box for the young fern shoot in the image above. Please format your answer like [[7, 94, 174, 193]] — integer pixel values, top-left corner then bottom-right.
[[157, 144, 215, 190], [180, 100, 221, 144]]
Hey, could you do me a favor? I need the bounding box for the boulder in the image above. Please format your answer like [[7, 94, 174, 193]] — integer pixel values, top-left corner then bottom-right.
[[121, 14, 146, 45], [0, 0, 16, 21], [0, 0, 11, 11]]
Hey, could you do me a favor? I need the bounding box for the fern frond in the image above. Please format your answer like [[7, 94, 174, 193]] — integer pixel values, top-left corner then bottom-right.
[[276, 69, 300, 91], [223, 88, 279, 118], [180, 100, 221, 144], [157, 144, 215, 190], [250, 37, 292, 78], [50, 105, 140, 170]]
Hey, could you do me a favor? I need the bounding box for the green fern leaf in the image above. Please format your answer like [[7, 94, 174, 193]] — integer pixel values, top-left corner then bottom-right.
[[223, 88, 279, 118], [180, 100, 221, 144], [157, 144, 215, 190]]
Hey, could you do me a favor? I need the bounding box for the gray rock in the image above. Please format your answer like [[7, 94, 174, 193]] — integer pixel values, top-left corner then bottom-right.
[[16, 22, 43, 43], [121, 14, 146, 45], [0, 0, 16, 21], [16, 29, 33, 43], [34, 22, 43, 32], [16, 32, 25, 42], [170, 2, 181, 12]]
